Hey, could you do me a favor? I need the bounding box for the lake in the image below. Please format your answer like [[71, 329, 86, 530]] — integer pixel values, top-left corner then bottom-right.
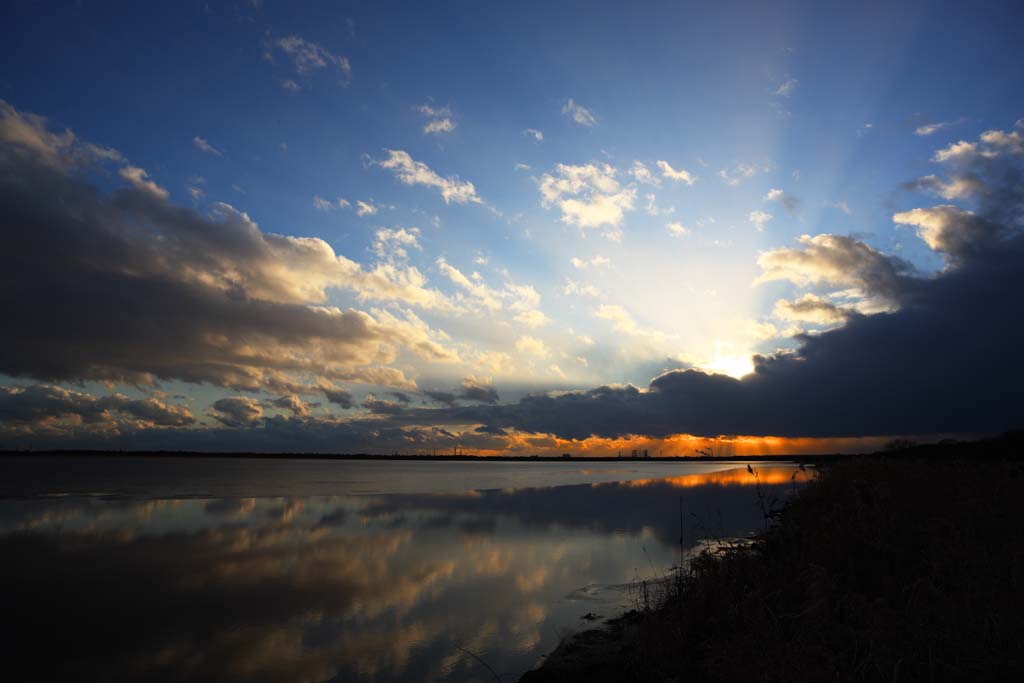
[[0, 456, 810, 682]]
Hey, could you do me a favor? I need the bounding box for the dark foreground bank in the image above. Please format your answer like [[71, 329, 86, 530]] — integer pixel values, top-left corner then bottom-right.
[[522, 434, 1024, 682]]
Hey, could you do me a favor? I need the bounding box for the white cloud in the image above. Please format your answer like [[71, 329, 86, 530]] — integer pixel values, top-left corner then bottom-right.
[[915, 118, 966, 137], [188, 186, 204, 200], [192, 136, 223, 157], [562, 98, 597, 127], [538, 163, 635, 231], [666, 221, 691, 237], [563, 278, 602, 298], [774, 78, 798, 97], [656, 160, 696, 185], [523, 128, 543, 142], [516, 335, 550, 357], [313, 195, 335, 211], [373, 227, 421, 261], [630, 161, 661, 186], [595, 304, 637, 334], [118, 165, 168, 199], [355, 199, 378, 216], [570, 255, 610, 269], [418, 104, 455, 135], [514, 309, 551, 328], [718, 163, 760, 186], [764, 188, 801, 213], [826, 200, 852, 215], [424, 118, 455, 134], [376, 149, 481, 204], [273, 35, 351, 82], [748, 210, 773, 232]]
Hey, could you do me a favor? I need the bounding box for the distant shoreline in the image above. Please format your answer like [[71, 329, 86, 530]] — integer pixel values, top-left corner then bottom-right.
[[0, 449, 840, 463]]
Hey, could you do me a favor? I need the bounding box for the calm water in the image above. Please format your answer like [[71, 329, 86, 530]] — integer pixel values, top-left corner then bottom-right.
[[0, 456, 809, 682]]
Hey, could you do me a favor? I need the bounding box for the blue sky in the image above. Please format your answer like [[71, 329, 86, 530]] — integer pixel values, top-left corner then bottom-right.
[[2, 1, 1023, 452]]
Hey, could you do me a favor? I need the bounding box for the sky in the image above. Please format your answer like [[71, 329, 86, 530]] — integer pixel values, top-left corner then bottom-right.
[[1, 0, 1023, 455]]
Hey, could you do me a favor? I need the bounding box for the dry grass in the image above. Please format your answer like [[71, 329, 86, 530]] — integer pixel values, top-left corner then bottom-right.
[[525, 434, 1024, 682]]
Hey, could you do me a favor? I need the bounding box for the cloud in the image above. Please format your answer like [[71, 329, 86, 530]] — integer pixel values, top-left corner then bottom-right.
[[355, 199, 378, 216], [0, 101, 469, 400], [418, 104, 455, 135], [373, 227, 421, 261], [826, 200, 852, 215], [718, 163, 761, 186], [570, 255, 610, 269], [313, 195, 336, 211], [771, 294, 850, 325], [423, 118, 455, 134], [656, 160, 696, 185], [0, 384, 194, 431], [563, 278, 601, 298], [893, 205, 1007, 262], [210, 396, 263, 426], [538, 163, 635, 231], [523, 128, 543, 142], [915, 118, 966, 136], [666, 221, 691, 237], [375, 149, 481, 204], [119, 165, 168, 200], [192, 136, 223, 157], [630, 161, 661, 186], [748, 210, 773, 231], [756, 233, 913, 303], [774, 78, 798, 97], [515, 335, 549, 358], [595, 304, 637, 334], [514, 309, 551, 328], [562, 98, 597, 127], [271, 35, 351, 83], [764, 188, 801, 214], [459, 376, 499, 404]]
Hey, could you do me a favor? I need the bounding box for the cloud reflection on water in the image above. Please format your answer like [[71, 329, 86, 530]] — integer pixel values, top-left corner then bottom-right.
[[0, 464, 808, 682]]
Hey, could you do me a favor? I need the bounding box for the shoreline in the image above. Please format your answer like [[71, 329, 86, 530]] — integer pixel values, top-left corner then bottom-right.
[[521, 433, 1024, 681], [0, 449, 841, 463]]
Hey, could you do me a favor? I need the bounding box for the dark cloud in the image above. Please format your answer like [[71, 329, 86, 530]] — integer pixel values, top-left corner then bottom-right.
[[458, 377, 499, 404], [324, 389, 355, 409], [0, 384, 194, 429], [210, 396, 263, 427], [0, 100, 443, 400]]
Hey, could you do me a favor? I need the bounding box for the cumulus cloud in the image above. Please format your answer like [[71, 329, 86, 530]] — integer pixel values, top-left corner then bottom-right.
[[0, 100, 466, 403], [656, 160, 696, 185], [0, 384, 194, 432], [538, 163, 636, 231], [211, 396, 263, 426], [375, 149, 481, 204], [756, 233, 913, 303], [523, 128, 543, 142], [562, 98, 597, 126]]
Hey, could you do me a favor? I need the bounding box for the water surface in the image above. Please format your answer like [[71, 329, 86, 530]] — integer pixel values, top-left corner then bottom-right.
[[0, 456, 809, 682]]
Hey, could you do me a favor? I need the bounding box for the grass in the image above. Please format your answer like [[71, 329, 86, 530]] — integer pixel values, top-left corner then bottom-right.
[[523, 433, 1024, 682]]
